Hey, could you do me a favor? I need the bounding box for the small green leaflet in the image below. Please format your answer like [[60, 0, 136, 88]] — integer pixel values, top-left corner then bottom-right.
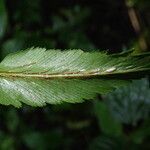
[[0, 48, 149, 107]]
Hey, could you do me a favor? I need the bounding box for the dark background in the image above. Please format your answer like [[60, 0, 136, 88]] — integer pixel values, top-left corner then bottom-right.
[[0, 0, 150, 149]]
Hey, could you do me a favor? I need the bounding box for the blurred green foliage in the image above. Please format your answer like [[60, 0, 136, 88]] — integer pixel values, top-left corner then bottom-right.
[[0, 0, 7, 39], [0, 0, 150, 149]]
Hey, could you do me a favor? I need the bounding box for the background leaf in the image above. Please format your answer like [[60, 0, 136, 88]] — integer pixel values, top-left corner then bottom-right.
[[104, 78, 150, 125], [94, 100, 123, 137]]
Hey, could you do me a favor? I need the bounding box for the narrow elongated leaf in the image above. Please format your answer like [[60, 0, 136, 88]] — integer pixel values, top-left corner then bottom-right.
[[0, 48, 149, 107]]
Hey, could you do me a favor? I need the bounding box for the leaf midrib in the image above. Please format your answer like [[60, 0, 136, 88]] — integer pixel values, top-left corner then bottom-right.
[[0, 68, 149, 79]]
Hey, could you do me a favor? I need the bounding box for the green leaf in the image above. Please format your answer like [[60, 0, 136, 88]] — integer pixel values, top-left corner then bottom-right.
[[0, 48, 149, 107], [104, 78, 150, 125], [23, 130, 63, 150], [0, 133, 15, 150], [94, 101, 123, 137]]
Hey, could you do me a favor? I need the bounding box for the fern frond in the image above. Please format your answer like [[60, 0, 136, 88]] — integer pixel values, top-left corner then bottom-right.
[[0, 48, 149, 107]]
